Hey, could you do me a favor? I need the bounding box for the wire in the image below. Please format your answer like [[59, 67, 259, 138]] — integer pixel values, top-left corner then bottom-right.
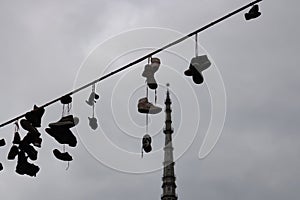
[[0, 0, 263, 128]]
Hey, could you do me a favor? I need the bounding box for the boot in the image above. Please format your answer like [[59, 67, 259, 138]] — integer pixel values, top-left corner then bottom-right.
[[25, 105, 45, 127]]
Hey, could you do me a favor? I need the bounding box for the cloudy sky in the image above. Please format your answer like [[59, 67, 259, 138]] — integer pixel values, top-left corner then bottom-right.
[[1, 0, 300, 199]]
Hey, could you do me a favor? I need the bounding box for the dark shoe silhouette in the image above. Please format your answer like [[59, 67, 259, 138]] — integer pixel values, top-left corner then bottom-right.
[[7, 145, 19, 160], [0, 138, 5, 147], [53, 149, 73, 161], [49, 115, 78, 129], [0, 162, 3, 171], [60, 95, 72, 104], [138, 97, 162, 114], [45, 127, 77, 147], [20, 119, 41, 137], [13, 132, 21, 144], [15, 151, 39, 177], [19, 143, 38, 161], [142, 134, 152, 153], [25, 105, 45, 127], [245, 5, 261, 20], [88, 117, 98, 130]]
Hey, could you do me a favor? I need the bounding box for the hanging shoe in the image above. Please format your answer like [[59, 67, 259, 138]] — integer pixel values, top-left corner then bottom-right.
[[25, 105, 45, 127], [0, 162, 3, 171], [245, 5, 261, 20], [60, 95, 72, 104], [142, 134, 152, 153], [13, 132, 21, 144], [88, 117, 98, 130], [49, 115, 78, 129], [19, 142, 38, 161], [7, 145, 19, 160], [45, 127, 77, 147], [142, 62, 159, 90], [15, 151, 40, 177], [184, 55, 211, 84], [0, 138, 5, 147], [20, 119, 41, 137], [53, 149, 73, 162], [138, 97, 162, 114]]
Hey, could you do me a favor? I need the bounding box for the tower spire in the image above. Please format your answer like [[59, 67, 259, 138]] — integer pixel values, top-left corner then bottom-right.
[[161, 84, 178, 200]]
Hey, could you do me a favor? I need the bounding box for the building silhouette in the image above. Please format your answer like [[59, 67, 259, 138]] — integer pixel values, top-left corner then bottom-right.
[[161, 88, 178, 200]]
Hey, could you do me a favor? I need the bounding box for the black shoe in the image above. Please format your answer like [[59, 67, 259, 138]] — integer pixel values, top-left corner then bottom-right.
[[7, 145, 19, 160], [15, 151, 40, 177], [142, 134, 152, 153], [25, 105, 45, 127], [0, 162, 3, 171], [49, 115, 78, 129], [60, 95, 72, 104], [88, 117, 98, 130], [0, 138, 5, 147], [53, 149, 73, 161], [45, 127, 77, 147], [20, 119, 41, 136], [19, 143, 38, 161], [245, 5, 261, 20], [13, 132, 21, 144]]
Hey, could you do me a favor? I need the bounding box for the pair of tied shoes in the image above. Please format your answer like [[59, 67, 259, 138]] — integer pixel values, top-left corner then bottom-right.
[[184, 55, 211, 84]]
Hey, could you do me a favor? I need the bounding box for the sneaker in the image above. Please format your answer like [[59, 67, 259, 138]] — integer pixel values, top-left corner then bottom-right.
[[7, 145, 19, 160], [49, 115, 78, 129], [0, 162, 3, 171], [138, 97, 162, 114], [245, 5, 261, 20], [142, 61, 159, 90], [184, 55, 211, 84], [20, 119, 41, 136], [0, 138, 5, 147], [142, 134, 152, 153], [13, 132, 21, 144], [25, 105, 45, 127], [19, 143, 38, 161], [15, 151, 40, 177], [88, 117, 98, 130], [60, 95, 72, 104], [53, 149, 73, 161], [45, 127, 77, 147]]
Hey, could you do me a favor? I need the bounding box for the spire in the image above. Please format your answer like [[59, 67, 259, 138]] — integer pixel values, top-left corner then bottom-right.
[[161, 84, 178, 200]]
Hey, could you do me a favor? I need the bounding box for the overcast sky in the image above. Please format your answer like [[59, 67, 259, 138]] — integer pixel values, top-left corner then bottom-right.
[[1, 0, 300, 199]]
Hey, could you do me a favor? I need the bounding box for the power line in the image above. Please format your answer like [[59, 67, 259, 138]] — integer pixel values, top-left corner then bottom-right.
[[0, 0, 263, 128]]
